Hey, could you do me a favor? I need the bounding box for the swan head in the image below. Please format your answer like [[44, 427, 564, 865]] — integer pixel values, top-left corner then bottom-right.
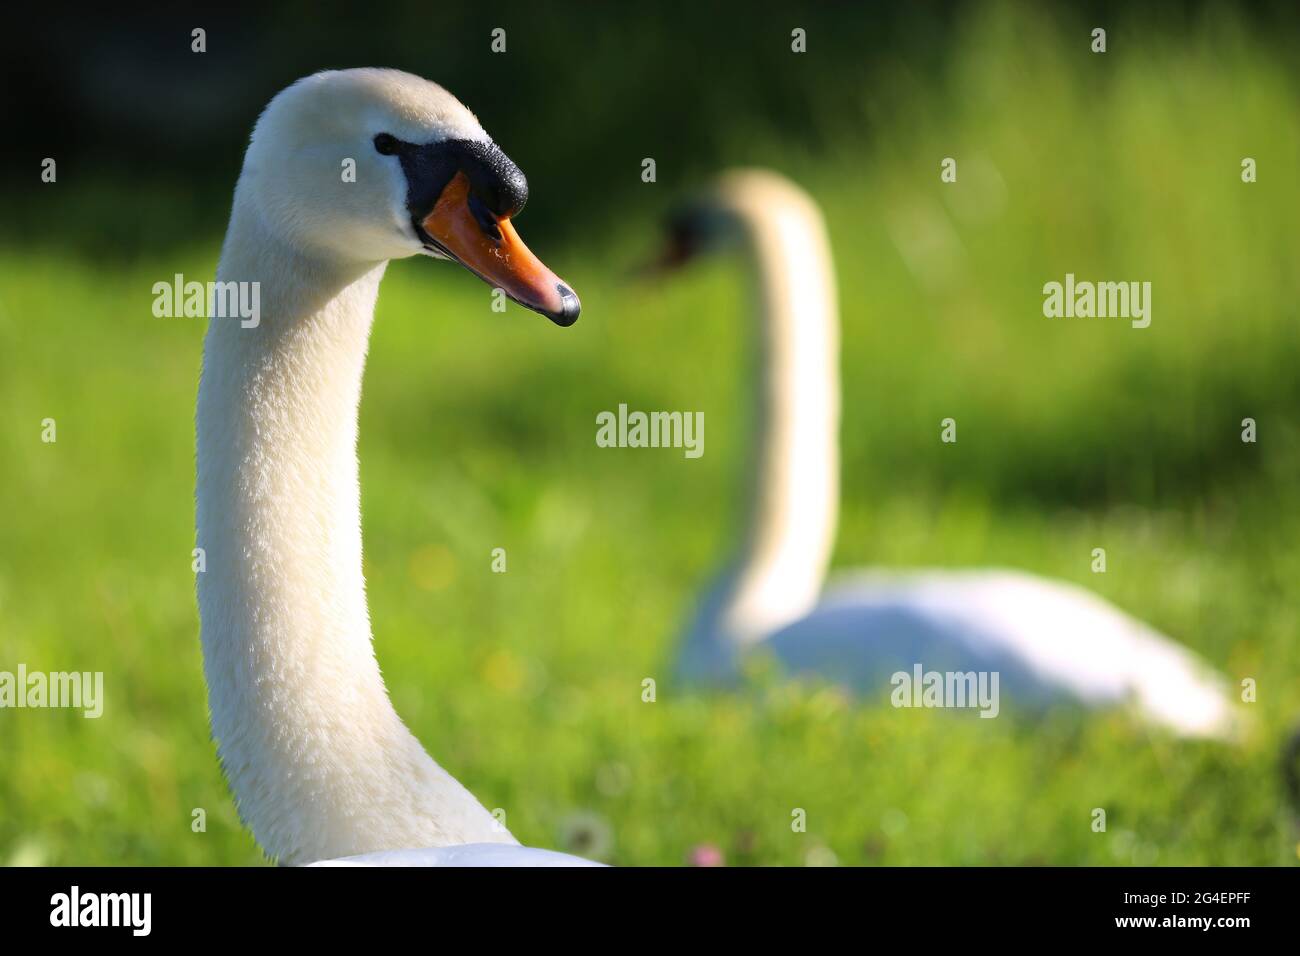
[[657, 169, 825, 268], [240, 68, 579, 325]]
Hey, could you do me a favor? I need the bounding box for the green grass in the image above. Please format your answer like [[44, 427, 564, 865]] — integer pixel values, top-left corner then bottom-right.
[[1, 3, 1298, 865]]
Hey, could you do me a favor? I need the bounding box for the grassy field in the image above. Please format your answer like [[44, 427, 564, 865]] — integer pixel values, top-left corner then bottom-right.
[[1, 5, 1298, 865]]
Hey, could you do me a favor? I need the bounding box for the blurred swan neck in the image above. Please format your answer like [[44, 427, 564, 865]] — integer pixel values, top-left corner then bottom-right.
[[720, 185, 840, 644]]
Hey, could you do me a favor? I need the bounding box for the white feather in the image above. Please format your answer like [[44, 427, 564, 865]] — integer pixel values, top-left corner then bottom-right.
[[308, 845, 604, 867]]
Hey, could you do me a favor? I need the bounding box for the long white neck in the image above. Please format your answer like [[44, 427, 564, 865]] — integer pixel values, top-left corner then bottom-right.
[[692, 175, 840, 655], [195, 189, 512, 864]]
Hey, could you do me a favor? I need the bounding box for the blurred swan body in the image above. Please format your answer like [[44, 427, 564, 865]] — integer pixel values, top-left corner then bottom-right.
[[196, 68, 594, 866], [674, 170, 1236, 739]]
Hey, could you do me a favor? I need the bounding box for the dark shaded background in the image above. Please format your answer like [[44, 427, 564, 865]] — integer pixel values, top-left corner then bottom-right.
[[6, 1, 1293, 258]]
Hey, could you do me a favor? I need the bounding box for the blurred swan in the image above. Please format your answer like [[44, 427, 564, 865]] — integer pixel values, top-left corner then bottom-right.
[[196, 69, 597, 866], [669, 169, 1236, 739]]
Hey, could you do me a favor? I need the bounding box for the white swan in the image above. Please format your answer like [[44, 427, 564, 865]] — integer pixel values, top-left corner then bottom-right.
[[196, 68, 597, 866], [670, 170, 1237, 739]]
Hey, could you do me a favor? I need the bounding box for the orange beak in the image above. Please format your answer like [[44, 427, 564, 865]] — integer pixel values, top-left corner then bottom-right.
[[420, 172, 580, 326]]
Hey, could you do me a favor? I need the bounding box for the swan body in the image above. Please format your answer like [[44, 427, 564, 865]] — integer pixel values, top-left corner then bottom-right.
[[672, 170, 1236, 739], [196, 68, 591, 865], [308, 844, 605, 867], [762, 569, 1233, 735]]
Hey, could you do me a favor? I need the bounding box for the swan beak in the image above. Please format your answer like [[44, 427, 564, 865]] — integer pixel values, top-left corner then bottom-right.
[[633, 209, 703, 280], [420, 172, 580, 326]]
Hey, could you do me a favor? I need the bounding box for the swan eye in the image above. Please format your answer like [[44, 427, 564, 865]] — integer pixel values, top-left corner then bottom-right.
[[373, 133, 398, 155]]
